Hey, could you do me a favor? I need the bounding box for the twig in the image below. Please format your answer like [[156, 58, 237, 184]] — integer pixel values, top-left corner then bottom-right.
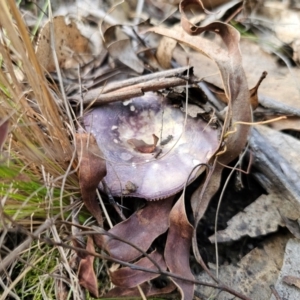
[[88, 66, 191, 94], [72, 67, 203, 106], [270, 285, 282, 300], [0, 218, 54, 274]]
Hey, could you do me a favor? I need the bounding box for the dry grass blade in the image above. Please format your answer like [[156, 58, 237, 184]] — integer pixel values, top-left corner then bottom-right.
[[0, 1, 83, 298], [0, 1, 76, 175]]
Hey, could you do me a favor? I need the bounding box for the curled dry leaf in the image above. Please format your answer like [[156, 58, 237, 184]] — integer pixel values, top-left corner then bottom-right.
[[35, 16, 91, 72], [156, 32, 178, 69], [104, 26, 144, 74], [78, 236, 99, 298], [205, 71, 267, 110], [75, 133, 107, 226], [110, 250, 166, 288], [165, 194, 194, 299], [94, 197, 173, 262]]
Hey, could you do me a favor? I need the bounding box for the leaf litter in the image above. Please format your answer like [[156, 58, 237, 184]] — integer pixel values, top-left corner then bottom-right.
[[2, 0, 300, 299]]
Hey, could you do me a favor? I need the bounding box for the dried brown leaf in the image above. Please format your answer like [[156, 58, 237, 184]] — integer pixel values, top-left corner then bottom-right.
[[110, 250, 166, 288], [165, 194, 194, 300], [94, 197, 173, 262], [35, 16, 90, 72], [104, 25, 144, 73], [205, 71, 267, 110], [78, 236, 99, 298], [76, 133, 106, 226], [156, 36, 177, 69], [107, 39, 144, 74]]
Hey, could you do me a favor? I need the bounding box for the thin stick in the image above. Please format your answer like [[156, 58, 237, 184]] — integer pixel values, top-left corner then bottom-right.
[[270, 285, 282, 300], [96, 189, 114, 229]]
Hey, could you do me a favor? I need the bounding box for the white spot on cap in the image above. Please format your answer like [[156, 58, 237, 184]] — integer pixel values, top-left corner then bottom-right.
[[113, 139, 119, 144], [130, 105, 135, 111], [193, 159, 200, 166], [120, 152, 133, 161], [123, 100, 132, 106], [111, 125, 118, 130]]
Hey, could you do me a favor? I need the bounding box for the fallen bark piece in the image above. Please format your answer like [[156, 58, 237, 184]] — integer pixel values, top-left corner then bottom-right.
[[270, 239, 300, 300], [249, 127, 300, 209], [281, 216, 300, 239], [195, 233, 290, 300], [210, 193, 300, 243]]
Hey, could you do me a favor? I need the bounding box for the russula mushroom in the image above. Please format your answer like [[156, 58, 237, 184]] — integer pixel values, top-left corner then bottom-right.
[[83, 92, 220, 200]]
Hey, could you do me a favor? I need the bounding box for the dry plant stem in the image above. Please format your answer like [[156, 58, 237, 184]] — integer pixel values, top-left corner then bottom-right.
[[0, 251, 52, 300], [0, 218, 54, 274], [101, 181, 126, 221], [1, 217, 249, 300], [31, 236, 233, 290], [3, 1, 71, 154], [96, 189, 114, 228], [61, 221, 164, 271], [0, 277, 19, 300], [91, 226, 163, 271], [0, 202, 78, 274], [82, 76, 202, 106], [75, 67, 201, 106], [270, 285, 282, 300], [224, 3, 243, 23], [41, 237, 251, 299], [100, 66, 191, 93]]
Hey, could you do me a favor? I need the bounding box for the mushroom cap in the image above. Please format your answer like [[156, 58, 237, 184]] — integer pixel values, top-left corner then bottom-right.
[[83, 92, 219, 200]]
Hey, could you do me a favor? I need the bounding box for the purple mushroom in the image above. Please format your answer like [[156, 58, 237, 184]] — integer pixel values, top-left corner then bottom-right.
[[83, 92, 219, 200]]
